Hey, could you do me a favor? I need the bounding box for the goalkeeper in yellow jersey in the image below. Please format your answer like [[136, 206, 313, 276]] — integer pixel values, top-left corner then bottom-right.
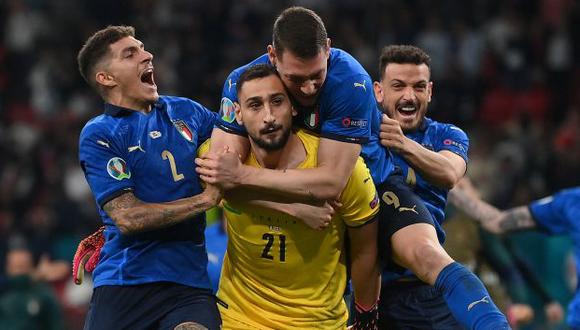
[[203, 64, 380, 329]]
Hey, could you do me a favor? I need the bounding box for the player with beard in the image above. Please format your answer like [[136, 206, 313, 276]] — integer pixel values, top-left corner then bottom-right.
[[212, 64, 380, 329], [196, 8, 508, 329], [373, 45, 508, 329]]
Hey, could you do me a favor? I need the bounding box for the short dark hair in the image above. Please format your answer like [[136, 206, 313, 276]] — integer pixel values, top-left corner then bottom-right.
[[378, 45, 431, 79], [77, 25, 135, 89], [237, 64, 280, 95], [272, 6, 327, 59]]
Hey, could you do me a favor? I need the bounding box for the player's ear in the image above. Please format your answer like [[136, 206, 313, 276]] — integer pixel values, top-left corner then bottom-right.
[[324, 38, 331, 58], [234, 102, 243, 125], [267, 45, 277, 67], [291, 105, 297, 117], [95, 71, 117, 88], [427, 81, 433, 103], [373, 81, 384, 103]]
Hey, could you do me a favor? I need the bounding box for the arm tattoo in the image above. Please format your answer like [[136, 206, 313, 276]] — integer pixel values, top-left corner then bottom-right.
[[497, 207, 535, 232], [104, 191, 213, 235], [448, 189, 501, 223], [103, 192, 138, 213]]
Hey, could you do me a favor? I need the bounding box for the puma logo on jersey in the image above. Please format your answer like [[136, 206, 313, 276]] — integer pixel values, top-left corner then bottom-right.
[[467, 296, 490, 311], [128, 141, 145, 153], [398, 205, 418, 214], [363, 176, 371, 183], [353, 81, 366, 91], [97, 140, 110, 148], [228, 79, 237, 92]]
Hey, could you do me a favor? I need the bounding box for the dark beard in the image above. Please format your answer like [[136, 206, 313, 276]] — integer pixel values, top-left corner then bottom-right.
[[249, 126, 292, 151]]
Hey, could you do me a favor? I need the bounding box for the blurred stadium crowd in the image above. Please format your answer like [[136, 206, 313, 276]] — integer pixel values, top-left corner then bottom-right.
[[0, 0, 578, 329]]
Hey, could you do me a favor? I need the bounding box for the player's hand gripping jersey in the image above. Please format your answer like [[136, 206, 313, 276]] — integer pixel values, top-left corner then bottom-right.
[[217, 130, 379, 329], [393, 118, 469, 239]]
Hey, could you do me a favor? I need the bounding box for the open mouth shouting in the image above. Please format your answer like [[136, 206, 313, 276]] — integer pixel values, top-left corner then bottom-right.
[[396, 101, 418, 119], [140, 66, 156, 89]]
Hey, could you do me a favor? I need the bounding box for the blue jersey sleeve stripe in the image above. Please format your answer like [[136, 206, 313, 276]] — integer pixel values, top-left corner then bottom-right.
[[99, 187, 134, 209], [320, 131, 369, 144]]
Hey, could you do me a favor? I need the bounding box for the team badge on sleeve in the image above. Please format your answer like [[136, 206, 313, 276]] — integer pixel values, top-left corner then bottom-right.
[[172, 120, 194, 143], [107, 157, 131, 180], [220, 97, 236, 123]]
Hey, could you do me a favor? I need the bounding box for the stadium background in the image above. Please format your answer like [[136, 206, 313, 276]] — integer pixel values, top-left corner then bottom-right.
[[0, 0, 578, 329]]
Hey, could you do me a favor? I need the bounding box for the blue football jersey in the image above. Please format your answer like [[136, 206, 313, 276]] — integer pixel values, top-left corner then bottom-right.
[[79, 96, 218, 289], [529, 187, 580, 327], [204, 222, 227, 293], [216, 48, 394, 185], [393, 117, 469, 243]]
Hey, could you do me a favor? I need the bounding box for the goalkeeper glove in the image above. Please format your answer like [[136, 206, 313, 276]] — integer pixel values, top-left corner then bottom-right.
[[352, 301, 379, 330], [72, 226, 105, 285]]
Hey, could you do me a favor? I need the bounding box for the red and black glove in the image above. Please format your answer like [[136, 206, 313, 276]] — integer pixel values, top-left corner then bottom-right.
[[352, 301, 379, 330], [72, 226, 105, 285]]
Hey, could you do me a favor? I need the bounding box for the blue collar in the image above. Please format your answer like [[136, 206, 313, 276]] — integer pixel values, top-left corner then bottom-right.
[[103, 103, 134, 117], [103, 101, 163, 117]]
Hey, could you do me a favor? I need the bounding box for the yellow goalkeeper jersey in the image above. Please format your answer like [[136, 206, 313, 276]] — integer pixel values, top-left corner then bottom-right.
[[217, 129, 379, 330]]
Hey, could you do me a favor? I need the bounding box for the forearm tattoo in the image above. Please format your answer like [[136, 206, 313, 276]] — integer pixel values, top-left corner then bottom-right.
[[104, 192, 211, 234], [497, 207, 534, 232], [448, 189, 501, 223]]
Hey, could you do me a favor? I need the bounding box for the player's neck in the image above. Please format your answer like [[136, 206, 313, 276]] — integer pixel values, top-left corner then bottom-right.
[[251, 133, 306, 170]]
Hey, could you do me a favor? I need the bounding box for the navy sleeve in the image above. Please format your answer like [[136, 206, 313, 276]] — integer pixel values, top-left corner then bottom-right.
[[319, 74, 373, 144], [79, 126, 134, 208]]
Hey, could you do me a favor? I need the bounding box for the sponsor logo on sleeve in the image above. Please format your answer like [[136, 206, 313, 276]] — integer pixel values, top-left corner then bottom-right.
[[107, 157, 131, 180], [443, 139, 465, 152], [342, 117, 368, 128], [220, 97, 236, 123]]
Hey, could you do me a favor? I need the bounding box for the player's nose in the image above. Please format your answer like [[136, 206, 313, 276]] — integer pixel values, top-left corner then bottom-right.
[[263, 106, 275, 123], [300, 81, 318, 96], [142, 49, 154, 62], [401, 87, 416, 100]]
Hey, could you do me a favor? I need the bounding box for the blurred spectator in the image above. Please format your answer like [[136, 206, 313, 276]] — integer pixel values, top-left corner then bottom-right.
[[0, 244, 64, 330]]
